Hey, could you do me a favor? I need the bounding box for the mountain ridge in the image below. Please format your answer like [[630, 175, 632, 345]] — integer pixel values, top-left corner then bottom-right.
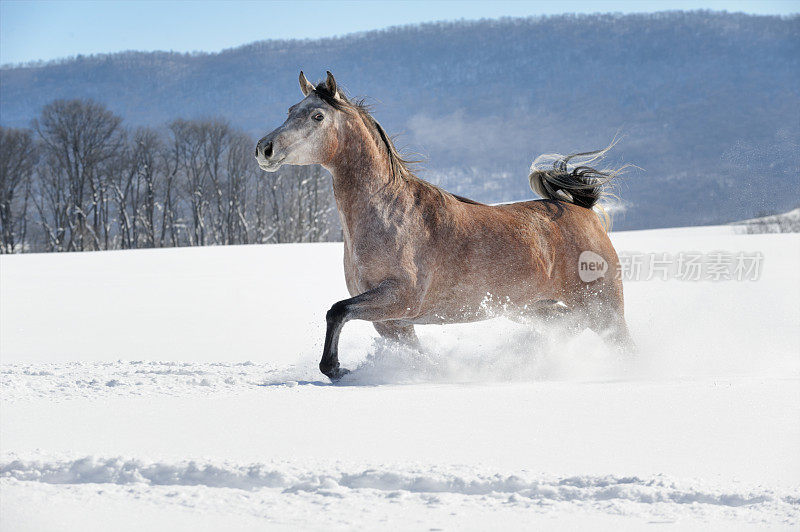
[[2, 11, 798, 229]]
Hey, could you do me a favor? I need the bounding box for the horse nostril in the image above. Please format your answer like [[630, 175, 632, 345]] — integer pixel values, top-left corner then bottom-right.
[[264, 141, 273, 158]]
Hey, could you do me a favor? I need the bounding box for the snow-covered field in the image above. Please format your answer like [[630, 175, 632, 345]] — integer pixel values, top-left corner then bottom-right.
[[2, 226, 799, 530]]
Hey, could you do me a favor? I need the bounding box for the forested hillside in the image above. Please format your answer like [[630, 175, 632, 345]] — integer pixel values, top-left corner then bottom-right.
[[1, 11, 798, 231]]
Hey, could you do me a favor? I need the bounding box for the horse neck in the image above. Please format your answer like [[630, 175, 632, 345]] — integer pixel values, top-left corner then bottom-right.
[[325, 120, 400, 234]]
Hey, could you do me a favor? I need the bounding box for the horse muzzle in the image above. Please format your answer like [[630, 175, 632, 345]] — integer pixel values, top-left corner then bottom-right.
[[255, 137, 284, 172]]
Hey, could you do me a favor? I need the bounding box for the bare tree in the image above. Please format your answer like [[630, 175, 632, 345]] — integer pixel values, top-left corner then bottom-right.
[[201, 120, 231, 245], [168, 119, 208, 246], [225, 131, 257, 244], [0, 127, 38, 253], [33, 100, 124, 251], [132, 128, 162, 248], [109, 128, 165, 249], [160, 125, 184, 248], [33, 152, 70, 251], [301, 164, 336, 242], [252, 163, 337, 244], [253, 169, 275, 243], [5, 99, 338, 253]]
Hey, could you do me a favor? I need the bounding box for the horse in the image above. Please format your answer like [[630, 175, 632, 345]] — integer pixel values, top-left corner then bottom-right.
[[256, 71, 633, 381]]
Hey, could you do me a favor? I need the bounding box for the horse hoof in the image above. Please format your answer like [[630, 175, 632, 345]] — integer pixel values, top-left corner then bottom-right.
[[328, 367, 350, 382]]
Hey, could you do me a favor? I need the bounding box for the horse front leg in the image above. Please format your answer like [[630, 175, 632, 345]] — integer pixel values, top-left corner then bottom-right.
[[321, 280, 416, 381]]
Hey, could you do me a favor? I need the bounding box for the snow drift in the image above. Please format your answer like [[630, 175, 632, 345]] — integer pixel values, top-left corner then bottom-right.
[[2, 225, 799, 529]]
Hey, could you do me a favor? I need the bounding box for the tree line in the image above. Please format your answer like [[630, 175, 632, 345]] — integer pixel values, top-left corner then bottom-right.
[[0, 99, 339, 253]]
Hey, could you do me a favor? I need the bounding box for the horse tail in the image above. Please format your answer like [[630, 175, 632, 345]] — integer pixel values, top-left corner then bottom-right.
[[528, 141, 628, 225]]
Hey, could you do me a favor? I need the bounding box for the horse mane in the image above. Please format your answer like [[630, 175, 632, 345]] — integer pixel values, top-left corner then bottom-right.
[[314, 83, 483, 206]]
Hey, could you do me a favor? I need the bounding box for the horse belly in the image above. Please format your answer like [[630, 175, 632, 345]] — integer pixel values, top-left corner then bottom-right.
[[413, 242, 555, 324]]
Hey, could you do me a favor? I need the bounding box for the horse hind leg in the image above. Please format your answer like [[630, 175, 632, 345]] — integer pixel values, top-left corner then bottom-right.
[[530, 299, 571, 323], [373, 321, 421, 350], [508, 299, 585, 344], [505, 299, 570, 324], [593, 316, 636, 353], [511, 291, 636, 354], [584, 297, 636, 353]]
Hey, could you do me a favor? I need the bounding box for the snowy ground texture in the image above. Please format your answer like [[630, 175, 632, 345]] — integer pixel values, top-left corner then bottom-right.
[[2, 226, 799, 530]]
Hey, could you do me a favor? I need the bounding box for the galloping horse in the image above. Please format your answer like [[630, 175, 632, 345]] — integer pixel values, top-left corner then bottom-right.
[[256, 71, 633, 381]]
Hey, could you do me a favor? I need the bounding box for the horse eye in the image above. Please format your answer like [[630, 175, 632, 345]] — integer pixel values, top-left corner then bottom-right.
[[313, 113, 324, 122]]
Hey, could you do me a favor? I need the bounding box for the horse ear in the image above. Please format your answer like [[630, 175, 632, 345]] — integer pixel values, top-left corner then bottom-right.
[[299, 71, 314, 97], [325, 71, 339, 99]]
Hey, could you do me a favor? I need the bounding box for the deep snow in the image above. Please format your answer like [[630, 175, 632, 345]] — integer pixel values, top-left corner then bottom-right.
[[1, 226, 799, 530]]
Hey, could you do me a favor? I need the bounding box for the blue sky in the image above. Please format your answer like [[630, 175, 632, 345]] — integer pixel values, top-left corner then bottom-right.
[[1, 0, 797, 65]]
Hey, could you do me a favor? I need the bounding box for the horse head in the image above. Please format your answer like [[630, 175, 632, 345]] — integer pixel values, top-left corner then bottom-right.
[[255, 71, 347, 172]]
